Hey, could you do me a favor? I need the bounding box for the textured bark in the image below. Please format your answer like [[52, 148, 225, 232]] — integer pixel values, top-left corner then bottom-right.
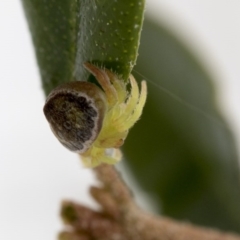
[[59, 164, 240, 240]]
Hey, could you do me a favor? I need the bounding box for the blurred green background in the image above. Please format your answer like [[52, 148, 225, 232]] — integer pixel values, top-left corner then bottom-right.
[[123, 17, 240, 232]]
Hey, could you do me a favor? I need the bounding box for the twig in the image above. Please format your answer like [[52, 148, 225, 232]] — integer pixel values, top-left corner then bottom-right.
[[59, 164, 240, 240]]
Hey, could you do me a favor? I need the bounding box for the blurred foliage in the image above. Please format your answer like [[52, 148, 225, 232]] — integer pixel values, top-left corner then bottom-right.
[[123, 17, 240, 233], [21, 0, 145, 95], [22, 0, 240, 234]]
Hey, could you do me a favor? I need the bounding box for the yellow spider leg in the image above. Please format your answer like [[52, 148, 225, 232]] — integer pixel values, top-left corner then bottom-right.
[[81, 146, 104, 167], [106, 148, 122, 162], [115, 75, 140, 125], [84, 63, 118, 107], [81, 145, 121, 167], [118, 80, 147, 132], [105, 69, 127, 103], [99, 148, 122, 164], [95, 76, 145, 148], [95, 127, 128, 148]]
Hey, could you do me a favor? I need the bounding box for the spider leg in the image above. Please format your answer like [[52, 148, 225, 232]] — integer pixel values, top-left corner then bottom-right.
[[118, 80, 147, 132], [81, 146, 121, 167], [96, 76, 145, 148], [105, 69, 127, 103], [94, 127, 128, 148], [80, 146, 103, 167], [115, 75, 140, 126], [101, 148, 122, 164], [84, 63, 118, 107]]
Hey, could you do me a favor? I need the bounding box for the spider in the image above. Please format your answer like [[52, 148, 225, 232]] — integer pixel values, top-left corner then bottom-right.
[[43, 62, 147, 167]]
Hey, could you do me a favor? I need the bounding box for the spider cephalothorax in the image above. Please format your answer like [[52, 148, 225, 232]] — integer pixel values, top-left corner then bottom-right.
[[43, 63, 147, 167]]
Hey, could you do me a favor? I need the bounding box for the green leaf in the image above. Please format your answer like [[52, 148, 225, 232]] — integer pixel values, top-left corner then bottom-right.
[[21, 0, 79, 95], [21, 0, 145, 95], [74, 0, 145, 82], [122, 17, 240, 233]]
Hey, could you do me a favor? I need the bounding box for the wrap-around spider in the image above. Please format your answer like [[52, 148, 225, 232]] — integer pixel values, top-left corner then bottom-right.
[[44, 63, 147, 167]]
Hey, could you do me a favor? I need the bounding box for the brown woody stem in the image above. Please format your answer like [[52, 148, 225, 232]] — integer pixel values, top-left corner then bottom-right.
[[59, 164, 240, 240]]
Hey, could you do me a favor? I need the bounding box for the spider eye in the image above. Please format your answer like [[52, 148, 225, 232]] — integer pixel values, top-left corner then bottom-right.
[[43, 81, 107, 153]]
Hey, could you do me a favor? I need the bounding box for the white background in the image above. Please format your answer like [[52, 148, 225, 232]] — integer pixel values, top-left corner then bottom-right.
[[1, 1, 240, 239]]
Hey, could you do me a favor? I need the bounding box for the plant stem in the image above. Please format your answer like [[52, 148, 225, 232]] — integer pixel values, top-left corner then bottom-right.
[[60, 163, 240, 240]]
